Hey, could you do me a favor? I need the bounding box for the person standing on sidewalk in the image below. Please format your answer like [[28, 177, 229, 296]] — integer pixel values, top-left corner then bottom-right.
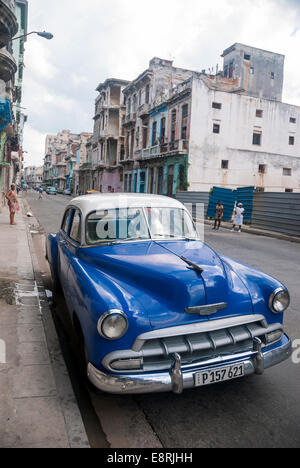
[[213, 200, 224, 230], [5, 184, 20, 225], [231, 203, 245, 233]]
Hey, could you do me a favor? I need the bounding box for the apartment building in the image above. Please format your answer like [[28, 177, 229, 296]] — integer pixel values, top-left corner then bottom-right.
[[43, 130, 92, 192], [80, 78, 129, 193], [124, 44, 300, 194], [82, 43, 300, 195]]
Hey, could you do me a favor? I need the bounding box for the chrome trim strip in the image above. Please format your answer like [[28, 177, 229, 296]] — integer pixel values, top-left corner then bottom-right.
[[88, 336, 292, 395], [170, 353, 183, 394], [253, 337, 264, 375], [132, 314, 267, 352], [185, 302, 227, 316]]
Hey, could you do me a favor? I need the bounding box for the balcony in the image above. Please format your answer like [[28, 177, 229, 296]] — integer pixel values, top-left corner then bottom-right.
[[142, 139, 189, 159], [138, 103, 151, 118], [0, 0, 18, 48], [123, 113, 136, 125], [80, 162, 92, 171], [0, 47, 17, 82]]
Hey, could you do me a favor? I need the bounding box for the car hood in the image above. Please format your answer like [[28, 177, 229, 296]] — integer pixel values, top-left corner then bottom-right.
[[79, 240, 253, 329]]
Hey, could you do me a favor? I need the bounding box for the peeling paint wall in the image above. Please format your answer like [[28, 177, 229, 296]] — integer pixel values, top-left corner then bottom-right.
[[189, 77, 300, 192]]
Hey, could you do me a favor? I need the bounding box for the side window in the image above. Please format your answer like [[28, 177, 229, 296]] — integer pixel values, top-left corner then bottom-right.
[[69, 210, 82, 243], [61, 208, 72, 233]]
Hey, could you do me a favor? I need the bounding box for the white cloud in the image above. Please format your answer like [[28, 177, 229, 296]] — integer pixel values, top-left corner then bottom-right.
[[21, 0, 300, 166], [23, 124, 47, 167]]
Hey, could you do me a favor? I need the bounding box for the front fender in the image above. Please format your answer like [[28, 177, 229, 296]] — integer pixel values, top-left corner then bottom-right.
[[220, 255, 287, 325], [67, 257, 152, 371]]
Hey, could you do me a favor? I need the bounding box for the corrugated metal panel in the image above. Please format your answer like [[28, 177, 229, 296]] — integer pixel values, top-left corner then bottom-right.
[[235, 187, 255, 223], [252, 192, 300, 237], [207, 187, 236, 222], [176, 191, 210, 218]]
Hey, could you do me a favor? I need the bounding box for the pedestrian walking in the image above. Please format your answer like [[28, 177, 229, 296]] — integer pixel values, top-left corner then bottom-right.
[[39, 187, 44, 200], [213, 200, 224, 230], [231, 203, 245, 233], [5, 184, 20, 225]]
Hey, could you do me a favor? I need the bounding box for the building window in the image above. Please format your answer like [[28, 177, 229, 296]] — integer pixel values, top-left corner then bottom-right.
[[271, 72, 275, 79], [283, 168, 292, 176], [145, 85, 150, 104], [285, 188, 293, 193], [250, 67, 255, 75], [171, 110, 176, 142], [120, 144, 125, 161], [221, 160, 229, 169], [181, 126, 187, 140], [182, 104, 188, 118], [256, 109, 263, 118], [160, 117, 166, 143], [253, 132, 261, 146], [244, 54, 251, 61], [143, 126, 148, 149], [152, 121, 157, 145], [213, 124, 220, 134], [290, 117, 296, 124], [258, 164, 267, 174], [289, 136, 295, 145], [212, 102, 222, 110]]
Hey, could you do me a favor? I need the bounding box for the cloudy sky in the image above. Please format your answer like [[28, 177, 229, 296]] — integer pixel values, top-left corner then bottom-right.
[[22, 0, 300, 167]]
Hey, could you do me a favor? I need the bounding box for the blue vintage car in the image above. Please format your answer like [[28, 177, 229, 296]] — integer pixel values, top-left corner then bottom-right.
[[47, 193, 292, 394]]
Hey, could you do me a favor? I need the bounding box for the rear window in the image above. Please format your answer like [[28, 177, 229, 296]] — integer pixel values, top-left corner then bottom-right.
[[61, 208, 73, 233]]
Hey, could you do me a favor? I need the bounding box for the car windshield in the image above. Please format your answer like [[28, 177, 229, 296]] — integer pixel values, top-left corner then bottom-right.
[[86, 207, 197, 245]]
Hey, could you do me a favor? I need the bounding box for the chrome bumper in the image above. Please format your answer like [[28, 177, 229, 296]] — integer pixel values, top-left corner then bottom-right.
[[87, 335, 292, 395]]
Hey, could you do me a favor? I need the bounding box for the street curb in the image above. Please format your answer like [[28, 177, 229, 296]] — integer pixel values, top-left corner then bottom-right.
[[22, 200, 90, 449], [204, 220, 300, 244]]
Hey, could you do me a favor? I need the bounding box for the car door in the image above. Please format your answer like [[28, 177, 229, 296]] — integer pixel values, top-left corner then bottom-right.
[[57, 207, 74, 302], [59, 208, 82, 310]]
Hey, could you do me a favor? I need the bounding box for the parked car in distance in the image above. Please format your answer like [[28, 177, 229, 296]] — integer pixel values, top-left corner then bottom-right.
[[46, 186, 57, 195], [57, 188, 64, 194], [63, 189, 72, 196], [46, 194, 292, 395]]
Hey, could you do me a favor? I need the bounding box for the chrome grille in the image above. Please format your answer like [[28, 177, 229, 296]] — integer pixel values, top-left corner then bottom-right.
[[102, 314, 283, 373]]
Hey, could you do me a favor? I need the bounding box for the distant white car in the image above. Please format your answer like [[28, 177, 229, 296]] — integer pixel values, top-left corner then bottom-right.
[[63, 189, 72, 196]]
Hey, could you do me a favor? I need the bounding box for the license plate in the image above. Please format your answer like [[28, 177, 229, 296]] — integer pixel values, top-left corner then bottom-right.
[[195, 364, 245, 387]]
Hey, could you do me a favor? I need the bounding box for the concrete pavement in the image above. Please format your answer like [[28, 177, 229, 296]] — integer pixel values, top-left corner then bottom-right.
[[0, 198, 89, 448]]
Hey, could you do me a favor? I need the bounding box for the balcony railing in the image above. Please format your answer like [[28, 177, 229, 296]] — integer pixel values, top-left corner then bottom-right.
[[124, 113, 136, 125], [142, 139, 189, 159], [138, 103, 150, 117]]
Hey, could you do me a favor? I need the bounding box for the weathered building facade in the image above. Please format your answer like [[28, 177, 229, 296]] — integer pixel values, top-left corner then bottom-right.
[[82, 43, 300, 195], [43, 130, 92, 192], [0, 0, 26, 207], [122, 58, 194, 196], [80, 78, 129, 193]]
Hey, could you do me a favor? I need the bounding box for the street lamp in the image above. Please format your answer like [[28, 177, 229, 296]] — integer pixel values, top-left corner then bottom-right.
[[12, 31, 54, 41]]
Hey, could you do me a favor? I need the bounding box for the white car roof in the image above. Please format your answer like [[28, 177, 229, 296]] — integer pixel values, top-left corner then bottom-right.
[[68, 193, 185, 218]]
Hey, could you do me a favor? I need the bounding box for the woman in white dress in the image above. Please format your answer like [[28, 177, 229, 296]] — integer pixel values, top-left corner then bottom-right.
[[231, 203, 245, 233]]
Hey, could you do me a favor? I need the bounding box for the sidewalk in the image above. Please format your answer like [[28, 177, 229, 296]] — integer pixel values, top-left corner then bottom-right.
[[0, 201, 89, 448]]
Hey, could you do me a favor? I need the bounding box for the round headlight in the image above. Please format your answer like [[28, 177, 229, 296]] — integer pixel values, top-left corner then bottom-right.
[[269, 288, 290, 314], [97, 310, 128, 340]]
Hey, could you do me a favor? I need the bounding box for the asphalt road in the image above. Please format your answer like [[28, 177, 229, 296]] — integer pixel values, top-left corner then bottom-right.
[[24, 191, 300, 448]]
